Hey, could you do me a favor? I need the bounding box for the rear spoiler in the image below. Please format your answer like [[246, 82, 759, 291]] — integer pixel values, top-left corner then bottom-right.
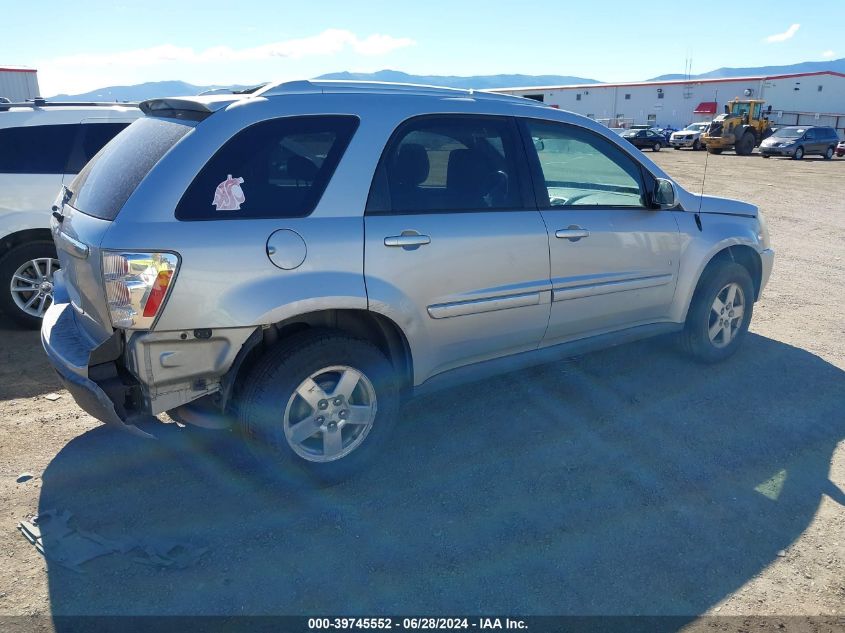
[[139, 96, 240, 121]]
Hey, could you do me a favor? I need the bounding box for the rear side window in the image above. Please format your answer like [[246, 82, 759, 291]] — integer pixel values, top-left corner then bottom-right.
[[367, 115, 524, 213], [70, 117, 193, 220], [64, 122, 131, 174], [175, 115, 359, 220], [0, 124, 78, 174]]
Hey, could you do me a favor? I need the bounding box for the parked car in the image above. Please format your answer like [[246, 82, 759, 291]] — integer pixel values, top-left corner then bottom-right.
[[835, 139, 845, 157], [655, 126, 678, 142], [0, 99, 140, 327], [621, 128, 667, 151], [759, 125, 839, 160], [670, 122, 710, 150], [42, 81, 774, 483]]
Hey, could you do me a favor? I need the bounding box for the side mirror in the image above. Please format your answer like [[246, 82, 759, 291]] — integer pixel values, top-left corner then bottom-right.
[[652, 178, 677, 209], [533, 138, 545, 151]]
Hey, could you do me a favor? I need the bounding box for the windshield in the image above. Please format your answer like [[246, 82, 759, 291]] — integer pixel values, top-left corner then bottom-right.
[[69, 117, 194, 220], [772, 128, 806, 139], [730, 102, 751, 116], [686, 123, 707, 131]]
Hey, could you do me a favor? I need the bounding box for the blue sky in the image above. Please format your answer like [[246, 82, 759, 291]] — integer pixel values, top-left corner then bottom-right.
[[4, 0, 841, 96]]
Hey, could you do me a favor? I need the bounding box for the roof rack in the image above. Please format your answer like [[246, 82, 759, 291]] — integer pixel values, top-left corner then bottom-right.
[[255, 79, 544, 106], [0, 97, 139, 112]]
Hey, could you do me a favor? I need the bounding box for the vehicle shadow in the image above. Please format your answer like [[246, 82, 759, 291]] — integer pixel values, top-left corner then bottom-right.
[[0, 313, 61, 400], [38, 333, 845, 618]]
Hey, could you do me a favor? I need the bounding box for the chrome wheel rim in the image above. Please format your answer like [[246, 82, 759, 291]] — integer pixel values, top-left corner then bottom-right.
[[10, 257, 60, 318], [708, 282, 745, 349], [283, 365, 378, 462]]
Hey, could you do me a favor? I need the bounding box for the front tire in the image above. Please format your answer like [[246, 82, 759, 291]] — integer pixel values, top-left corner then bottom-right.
[[238, 330, 401, 485], [793, 146, 804, 160], [692, 139, 701, 151], [653, 142, 662, 152], [680, 262, 754, 363], [0, 241, 60, 329]]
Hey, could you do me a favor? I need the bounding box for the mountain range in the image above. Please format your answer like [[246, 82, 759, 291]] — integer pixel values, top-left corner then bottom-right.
[[48, 58, 845, 102], [648, 57, 845, 81]]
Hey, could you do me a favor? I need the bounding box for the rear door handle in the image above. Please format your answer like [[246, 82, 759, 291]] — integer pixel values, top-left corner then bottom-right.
[[555, 227, 590, 242], [384, 234, 431, 249]]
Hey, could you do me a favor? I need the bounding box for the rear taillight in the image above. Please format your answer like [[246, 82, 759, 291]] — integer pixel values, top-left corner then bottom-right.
[[102, 251, 179, 329]]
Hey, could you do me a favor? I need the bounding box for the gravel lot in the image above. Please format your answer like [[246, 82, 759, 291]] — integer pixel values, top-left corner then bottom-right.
[[0, 148, 843, 625]]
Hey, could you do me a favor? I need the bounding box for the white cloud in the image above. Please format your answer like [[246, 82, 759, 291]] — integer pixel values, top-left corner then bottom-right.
[[46, 29, 415, 69], [821, 50, 836, 59], [765, 23, 800, 43]]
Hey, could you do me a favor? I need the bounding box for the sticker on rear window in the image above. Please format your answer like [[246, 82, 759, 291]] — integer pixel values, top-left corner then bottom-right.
[[212, 175, 245, 211]]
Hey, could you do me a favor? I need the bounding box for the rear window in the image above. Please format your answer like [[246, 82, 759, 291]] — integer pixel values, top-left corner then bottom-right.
[[0, 124, 78, 174], [64, 122, 131, 174], [175, 115, 359, 220], [69, 117, 193, 220]]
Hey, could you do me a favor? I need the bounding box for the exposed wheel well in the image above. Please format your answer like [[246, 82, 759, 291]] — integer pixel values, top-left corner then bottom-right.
[[226, 309, 414, 411], [701, 245, 763, 300], [0, 229, 54, 261]]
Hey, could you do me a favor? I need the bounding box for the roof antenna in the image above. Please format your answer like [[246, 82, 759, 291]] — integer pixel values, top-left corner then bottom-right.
[[695, 88, 717, 231]]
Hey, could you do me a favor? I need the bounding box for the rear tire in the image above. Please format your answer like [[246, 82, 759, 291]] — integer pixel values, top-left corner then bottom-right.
[[653, 142, 661, 152], [761, 154, 771, 159], [679, 262, 754, 363], [0, 241, 60, 329], [238, 330, 401, 485], [708, 148, 723, 155], [824, 147, 834, 160], [735, 132, 755, 156]]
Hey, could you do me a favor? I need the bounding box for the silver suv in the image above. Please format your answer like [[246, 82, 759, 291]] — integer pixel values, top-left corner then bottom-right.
[[42, 81, 774, 483]]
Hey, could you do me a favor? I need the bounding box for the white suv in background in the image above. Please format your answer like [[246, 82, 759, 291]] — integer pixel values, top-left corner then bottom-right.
[[0, 99, 140, 327], [669, 122, 710, 150]]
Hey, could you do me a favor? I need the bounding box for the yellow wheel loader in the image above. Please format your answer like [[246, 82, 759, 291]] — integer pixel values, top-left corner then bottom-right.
[[701, 98, 774, 155]]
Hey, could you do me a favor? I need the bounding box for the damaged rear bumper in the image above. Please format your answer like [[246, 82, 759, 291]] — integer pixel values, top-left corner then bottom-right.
[[41, 301, 151, 437]]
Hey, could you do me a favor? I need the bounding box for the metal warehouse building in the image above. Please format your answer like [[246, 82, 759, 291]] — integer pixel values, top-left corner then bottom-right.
[[492, 71, 845, 135], [0, 67, 40, 102]]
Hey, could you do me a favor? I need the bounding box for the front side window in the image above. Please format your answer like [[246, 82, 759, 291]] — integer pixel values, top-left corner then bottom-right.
[[524, 119, 646, 208], [176, 115, 359, 220], [368, 116, 523, 213], [0, 124, 78, 174]]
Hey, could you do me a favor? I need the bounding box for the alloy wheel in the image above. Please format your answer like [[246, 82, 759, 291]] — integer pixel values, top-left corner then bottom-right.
[[283, 365, 378, 462], [10, 257, 60, 318], [708, 282, 745, 349]]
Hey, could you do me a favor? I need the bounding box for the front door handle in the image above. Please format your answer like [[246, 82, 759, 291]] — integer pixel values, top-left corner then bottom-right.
[[384, 233, 431, 249], [555, 227, 590, 242]]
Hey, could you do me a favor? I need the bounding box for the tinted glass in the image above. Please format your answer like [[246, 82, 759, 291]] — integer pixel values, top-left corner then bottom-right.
[[0, 124, 78, 174], [774, 128, 805, 138], [176, 115, 358, 220], [373, 116, 523, 213], [70, 117, 193, 220], [64, 122, 131, 174], [525, 120, 646, 208]]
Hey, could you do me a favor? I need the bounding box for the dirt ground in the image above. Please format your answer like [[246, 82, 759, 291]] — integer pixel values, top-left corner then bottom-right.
[[0, 148, 843, 626]]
